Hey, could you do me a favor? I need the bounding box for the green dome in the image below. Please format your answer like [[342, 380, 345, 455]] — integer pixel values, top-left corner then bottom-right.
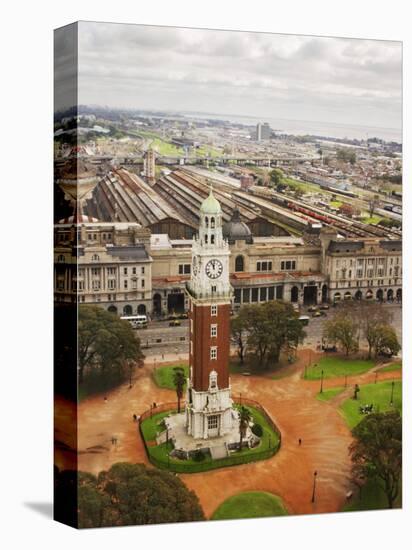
[[200, 187, 221, 215]]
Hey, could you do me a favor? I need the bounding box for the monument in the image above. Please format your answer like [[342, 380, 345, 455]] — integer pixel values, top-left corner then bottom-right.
[[164, 187, 256, 458]]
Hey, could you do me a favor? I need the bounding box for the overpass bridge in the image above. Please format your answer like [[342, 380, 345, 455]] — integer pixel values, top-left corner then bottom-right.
[[80, 154, 318, 167]]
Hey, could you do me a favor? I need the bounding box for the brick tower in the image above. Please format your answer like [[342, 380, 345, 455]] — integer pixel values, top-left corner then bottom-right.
[[185, 187, 236, 439]]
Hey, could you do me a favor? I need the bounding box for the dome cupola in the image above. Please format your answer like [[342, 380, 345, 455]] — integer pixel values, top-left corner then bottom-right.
[[223, 207, 253, 244]]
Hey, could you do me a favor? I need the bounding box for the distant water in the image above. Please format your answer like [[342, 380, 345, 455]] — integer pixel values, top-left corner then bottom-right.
[[185, 112, 402, 143]]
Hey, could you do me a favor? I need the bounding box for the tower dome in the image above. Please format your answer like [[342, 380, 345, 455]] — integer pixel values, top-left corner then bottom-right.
[[223, 207, 253, 244], [200, 186, 221, 215]]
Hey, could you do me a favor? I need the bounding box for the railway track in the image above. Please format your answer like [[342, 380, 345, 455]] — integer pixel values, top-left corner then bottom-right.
[[249, 187, 401, 240]]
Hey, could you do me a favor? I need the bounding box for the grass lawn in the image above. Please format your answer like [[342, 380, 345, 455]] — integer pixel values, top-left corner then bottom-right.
[[304, 356, 375, 380], [283, 176, 320, 193], [343, 478, 401, 512], [379, 362, 402, 373], [140, 405, 280, 473], [316, 387, 345, 402], [212, 491, 288, 520], [153, 364, 189, 390], [140, 410, 175, 441], [361, 214, 384, 225], [339, 380, 402, 429]]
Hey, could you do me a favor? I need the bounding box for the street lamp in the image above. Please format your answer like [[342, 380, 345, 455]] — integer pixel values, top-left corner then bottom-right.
[[390, 380, 395, 406], [311, 471, 318, 503], [320, 370, 324, 394]]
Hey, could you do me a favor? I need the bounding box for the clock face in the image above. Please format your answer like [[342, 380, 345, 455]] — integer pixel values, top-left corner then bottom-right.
[[205, 259, 223, 279]]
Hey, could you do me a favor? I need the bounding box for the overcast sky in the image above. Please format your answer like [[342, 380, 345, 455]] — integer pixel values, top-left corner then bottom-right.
[[73, 21, 402, 131]]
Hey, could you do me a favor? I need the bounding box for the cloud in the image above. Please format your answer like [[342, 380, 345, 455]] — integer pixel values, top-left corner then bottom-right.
[[75, 21, 402, 131]]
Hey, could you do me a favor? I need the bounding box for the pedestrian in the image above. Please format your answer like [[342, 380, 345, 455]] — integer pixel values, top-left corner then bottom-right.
[[133, 414, 137, 422], [298, 438, 302, 446], [153, 402, 157, 409]]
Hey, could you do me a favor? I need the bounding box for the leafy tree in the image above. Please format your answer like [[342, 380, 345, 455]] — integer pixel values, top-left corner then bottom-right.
[[269, 168, 284, 187], [359, 302, 393, 359], [75, 462, 205, 527], [375, 325, 401, 358], [231, 314, 248, 364], [323, 314, 359, 356], [173, 367, 186, 413], [349, 411, 402, 509], [78, 305, 144, 393], [238, 406, 252, 451], [233, 302, 305, 367]]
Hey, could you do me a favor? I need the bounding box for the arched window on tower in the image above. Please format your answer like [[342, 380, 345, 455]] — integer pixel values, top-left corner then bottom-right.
[[210, 217, 215, 229], [205, 234, 208, 244], [205, 216, 209, 227], [235, 255, 244, 272], [209, 370, 218, 390], [211, 234, 215, 244]]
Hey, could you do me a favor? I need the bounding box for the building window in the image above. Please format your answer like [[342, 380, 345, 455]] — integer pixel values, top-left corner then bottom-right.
[[132, 280, 137, 289], [132, 267, 137, 275], [57, 254, 65, 263], [92, 254, 100, 262], [210, 217, 215, 229], [210, 347, 217, 360], [124, 280, 128, 289], [235, 255, 244, 272], [178, 264, 191, 275], [91, 267, 100, 276], [211, 324, 217, 338], [211, 305, 218, 316], [280, 260, 296, 271], [141, 279, 145, 288], [211, 285, 217, 293], [251, 288, 259, 302], [124, 267, 128, 275], [208, 415, 218, 430], [107, 267, 116, 275], [243, 288, 250, 303], [257, 260, 272, 272], [141, 266, 145, 275], [92, 280, 100, 291], [108, 279, 116, 290], [211, 235, 215, 244]]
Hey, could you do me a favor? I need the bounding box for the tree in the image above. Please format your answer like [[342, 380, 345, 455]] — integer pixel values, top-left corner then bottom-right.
[[360, 302, 393, 359], [368, 195, 380, 217], [238, 406, 252, 451], [349, 411, 402, 509], [374, 325, 401, 358], [323, 314, 359, 356], [233, 302, 305, 367], [231, 315, 248, 364], [75, 462, 205, 527], [269, 168, 284, 187], [78, 305, 144, 393], [173, 367, 186, 413]]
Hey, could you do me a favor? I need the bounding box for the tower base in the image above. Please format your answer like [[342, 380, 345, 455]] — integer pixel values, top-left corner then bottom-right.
[[163, 412, 258, 460]]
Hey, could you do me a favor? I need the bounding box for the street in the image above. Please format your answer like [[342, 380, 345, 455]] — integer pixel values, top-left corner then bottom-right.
[[137, 302, 402, 358]]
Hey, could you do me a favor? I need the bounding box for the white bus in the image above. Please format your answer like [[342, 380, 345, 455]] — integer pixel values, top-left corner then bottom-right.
[[120, 315, 148, 329]]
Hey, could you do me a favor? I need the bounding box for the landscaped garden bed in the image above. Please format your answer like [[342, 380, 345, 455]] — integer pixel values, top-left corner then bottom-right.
[[139, 403, 280, 473]]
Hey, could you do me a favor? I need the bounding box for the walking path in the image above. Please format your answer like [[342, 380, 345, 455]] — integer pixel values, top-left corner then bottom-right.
[[55, 351, 401, 519]]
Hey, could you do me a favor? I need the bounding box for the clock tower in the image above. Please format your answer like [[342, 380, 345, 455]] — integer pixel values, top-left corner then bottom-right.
[[185, 186, 236, 439]]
